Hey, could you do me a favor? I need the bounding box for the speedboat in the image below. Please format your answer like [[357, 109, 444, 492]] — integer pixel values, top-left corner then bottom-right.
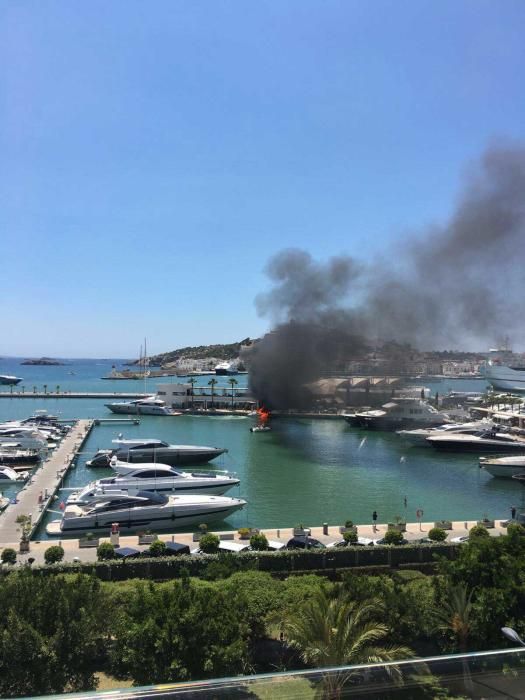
[[0, 443, 40, 464], [344, 398, 449, 431], [69, 465, 239, 501], [480, 455, 525, 478], [87, 440, 227, 467], [105, 397, 177, 416], [46, 491, 247, 535], [397, 419, 495, 447], [427, 430, 525, 453], [0, 375, 22, 386], [0, 465, 29, 482], [0, 428, 48, 451]]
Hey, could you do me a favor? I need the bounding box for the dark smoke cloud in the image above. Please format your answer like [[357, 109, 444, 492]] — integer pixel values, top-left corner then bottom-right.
[[244, 144, 525, 409]]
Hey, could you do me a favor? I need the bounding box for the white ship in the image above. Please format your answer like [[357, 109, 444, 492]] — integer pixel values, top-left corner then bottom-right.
[[105, 397, 177, 416], [481, 346, 525, 392], [214, 361, 238, 376]]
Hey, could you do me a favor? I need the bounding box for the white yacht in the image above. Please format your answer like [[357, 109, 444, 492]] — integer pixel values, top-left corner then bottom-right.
[[481, 346, 525, 392], [344, 398, 449, 431], [480, 455, 525, 478], [0, 466, 29, 482], [397, 419, 494, 447], [46, 491, 247, 535], [0, 442, 40, 464], [214, 361, 238, 376], [105, 397, 177, 416], [68, 465, 239, 502]]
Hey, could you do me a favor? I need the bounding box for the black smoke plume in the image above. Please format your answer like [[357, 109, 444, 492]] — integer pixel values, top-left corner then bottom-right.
[[244, 144, 525, 409]]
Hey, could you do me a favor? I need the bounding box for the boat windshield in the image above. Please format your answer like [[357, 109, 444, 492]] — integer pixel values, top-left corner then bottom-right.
[[87, 491, 168, 513]]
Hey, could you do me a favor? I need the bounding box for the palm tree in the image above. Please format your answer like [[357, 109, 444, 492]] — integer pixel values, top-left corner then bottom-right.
[[434, 583, 474, 693], [283, 588, 413, 698], [208, 378, 218, 409], [188, 377, 197, 410], [228, 377, 238, 410]]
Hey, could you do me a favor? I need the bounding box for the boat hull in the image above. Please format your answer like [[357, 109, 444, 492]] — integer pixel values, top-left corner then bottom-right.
[[429, 439, 525, 453], [116, 447, 226, 466], [482, 363, 525, 392], [482, 463, 525, 478], [0, 376, 22, 386], [46, 501, 245, 536], [105, 403, 172, 416]]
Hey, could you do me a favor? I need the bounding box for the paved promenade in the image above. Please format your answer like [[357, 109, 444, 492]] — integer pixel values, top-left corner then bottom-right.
[[1, 518, 511, 566], [0, 420, 93, 543]]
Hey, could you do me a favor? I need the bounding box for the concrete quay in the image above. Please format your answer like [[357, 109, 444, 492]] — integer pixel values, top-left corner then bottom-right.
[[1, 518, 511, 566], [0, 392, 148, 399], [0, 420, 94, 543]]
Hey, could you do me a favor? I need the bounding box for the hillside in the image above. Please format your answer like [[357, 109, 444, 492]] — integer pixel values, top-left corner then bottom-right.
[[133, 338, 254, 366]]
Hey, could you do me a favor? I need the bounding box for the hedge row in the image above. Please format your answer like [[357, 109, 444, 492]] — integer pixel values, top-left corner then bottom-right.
[[4, 543, 459, 581]]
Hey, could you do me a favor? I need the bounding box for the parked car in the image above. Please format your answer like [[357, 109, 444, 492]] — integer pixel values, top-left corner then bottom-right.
[[327, 537, 374, 547], [285, 536, 325, 550]]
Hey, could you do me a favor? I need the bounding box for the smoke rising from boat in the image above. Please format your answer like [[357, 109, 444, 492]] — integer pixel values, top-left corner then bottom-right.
[[244, 143, 525, 409]]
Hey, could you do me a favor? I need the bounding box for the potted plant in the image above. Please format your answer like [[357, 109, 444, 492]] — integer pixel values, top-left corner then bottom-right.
[[434, 519, 453, 530], [339, 519, 357, 535], [238, 527, 251, 540], [387, 515, 407, 533], [138, 529, 158, 545], [79, 532, 100, 548], [16, 515, 31, 553], [193, 523, 209, 542], [477, 515, 495, 529]]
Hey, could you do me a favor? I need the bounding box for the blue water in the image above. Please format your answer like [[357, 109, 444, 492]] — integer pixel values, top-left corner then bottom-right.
[[1, 359, 521, 539]]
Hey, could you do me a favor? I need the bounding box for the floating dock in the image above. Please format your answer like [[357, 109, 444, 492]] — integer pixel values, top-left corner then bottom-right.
[[0, 419, 94, 541]]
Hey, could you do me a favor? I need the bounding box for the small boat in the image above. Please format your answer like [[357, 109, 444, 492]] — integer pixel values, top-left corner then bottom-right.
[[0, 375, 22, 386], [0, 466, 29, 482], [46, 491, 247, 535], [480, 455, 525, 478], [250, 425, 271, 433]]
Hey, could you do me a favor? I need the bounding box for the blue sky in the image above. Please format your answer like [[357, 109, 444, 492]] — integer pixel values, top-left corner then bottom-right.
[[2, 0, 525, 357]]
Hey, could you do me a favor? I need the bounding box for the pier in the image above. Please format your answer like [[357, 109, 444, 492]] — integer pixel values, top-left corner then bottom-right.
[[0, 419, 94, 542], [0, 392, 148, 399]]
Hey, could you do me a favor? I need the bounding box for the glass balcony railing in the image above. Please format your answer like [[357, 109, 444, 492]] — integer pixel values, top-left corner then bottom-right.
[[35, 647, 525, 699]]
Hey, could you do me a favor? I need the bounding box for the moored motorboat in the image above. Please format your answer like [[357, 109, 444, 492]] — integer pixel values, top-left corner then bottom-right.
[[344, 398, 449, 431], [0, 465, 29, 482], [397, 419, 494, 447], [0, 375, 22, 386], [0, 443, 40, 464], [428, 430, 525, 453], [86, 440, 227, 467], [105, 397, 180, 416], [480, 455, 525, 478], [46, 491, 247, 535], [68, 465, 239, 502]]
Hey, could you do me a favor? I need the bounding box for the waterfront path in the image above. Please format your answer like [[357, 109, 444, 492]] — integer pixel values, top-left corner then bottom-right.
[[0, 420, 93, 543], [0, 518, 510, 565]]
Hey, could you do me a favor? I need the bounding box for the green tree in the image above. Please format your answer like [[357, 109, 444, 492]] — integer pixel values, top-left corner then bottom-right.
[[1, 548, 17, 564], [284, 588, 413, 698], [249, 532, 269, 550], [97, 542, 116, 560], [428, 527, 447, 542], [149, 540, 167, 557], [228, 377, 238, 409], [44, 545, 65, 564], [207, 378, 218, 408], [188, 377, 197, 409], [199, 533, 220, 553], [384, 529, 405, 545]]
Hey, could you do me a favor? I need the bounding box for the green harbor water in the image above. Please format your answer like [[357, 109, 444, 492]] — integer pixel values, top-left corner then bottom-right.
[[0, 359, 520, 538]]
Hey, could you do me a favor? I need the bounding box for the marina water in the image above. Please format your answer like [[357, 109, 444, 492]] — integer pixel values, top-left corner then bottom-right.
[[0, 358, 521, 539]]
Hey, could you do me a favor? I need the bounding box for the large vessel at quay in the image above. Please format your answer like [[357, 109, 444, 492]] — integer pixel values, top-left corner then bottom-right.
[[481, 345, 525, 391], [344, 398, 449, 431], [105, 397, 179, 416], [0, 374, 22, 385]]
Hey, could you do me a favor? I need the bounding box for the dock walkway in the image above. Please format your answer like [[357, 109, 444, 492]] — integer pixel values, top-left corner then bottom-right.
[[0, 420, 93, 542]]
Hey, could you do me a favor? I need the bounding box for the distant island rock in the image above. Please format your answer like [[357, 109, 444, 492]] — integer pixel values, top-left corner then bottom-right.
[[21, 357, 65, 366]]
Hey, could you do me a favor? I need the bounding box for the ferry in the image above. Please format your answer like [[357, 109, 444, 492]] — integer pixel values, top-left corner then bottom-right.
[[0, 375, 22, 386], [481, 346, 525, 392]]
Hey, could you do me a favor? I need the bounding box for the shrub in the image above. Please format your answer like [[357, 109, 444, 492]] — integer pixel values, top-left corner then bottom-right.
[[238, 527, 251, 539], [343, 530, 358, 545], [469, 525, 490, 540], [344, 519, 354, 529], [1, 548, 17, 565], [97, 542, 116, 561], [384, 529, 404, 545], [199, 533, 220, 554], [149, 540, 167, 557], [428, 527, 447, 542], [507, 523, 525, 537], [44, 546, 65, 565], [249, 533, 269, 550]]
